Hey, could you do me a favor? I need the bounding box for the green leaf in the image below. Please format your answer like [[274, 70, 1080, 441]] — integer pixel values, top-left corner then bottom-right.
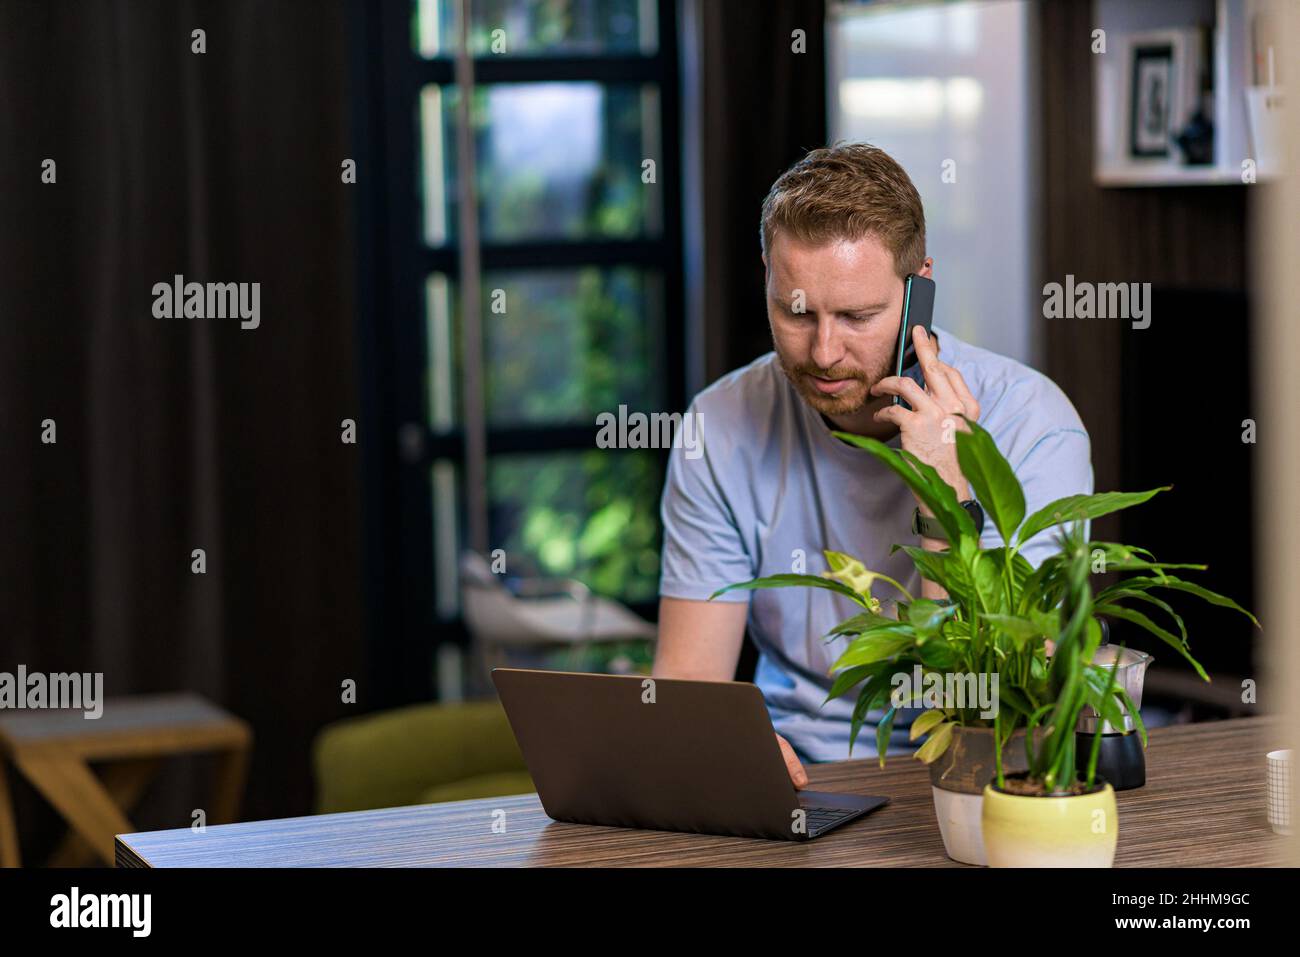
[[1093, 602, 1209, 681], [986, 547, 1036, 595], [1030, 655, 1047, 681], [1028, 606, 1060, 636], [918, 638, 959, 670], [897, 544, 948, 585], [1113, 683, 1148, 748], [909, 708, 949, 742], [848, 676, 894, 756], [1016, 488, 1170, 547], [1083, 663, 1131, 737], [1083, 654, 1123, 787], [899, 546, 972, 603], [1029, 655, 1050, 686], [823, 664, 876, 703], [875, 706, 898, 768], [1124, 576, 1260, 629], [1018, 553, 1068, 614], [971, 550, 1004, 614], [888, 686, 927, 708], [825, 611, 902, 638], [710, 573, 869, 608], [1097, 589, 1188, 643], [982, 613, 1045, 649], [907, 598, 959, 638], [997, 684, 1035, 720], [913, 719, 955, 764], [830, 630, 917, 671], [1087, 542, 1206, 577], [955, 418, 1025, 545], [832, 431, 972, 543], [832, 431, 937, 502]]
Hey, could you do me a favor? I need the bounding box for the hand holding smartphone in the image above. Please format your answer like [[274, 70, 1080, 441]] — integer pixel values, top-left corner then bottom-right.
[[892, 274, 936, 411]]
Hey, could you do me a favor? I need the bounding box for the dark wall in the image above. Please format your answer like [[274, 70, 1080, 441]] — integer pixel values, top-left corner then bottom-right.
[[1037, 0, 1256, 678], [0, 0, 363, 850]]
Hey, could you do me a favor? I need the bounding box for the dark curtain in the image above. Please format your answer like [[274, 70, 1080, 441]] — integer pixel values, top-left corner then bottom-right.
[[687, 0, 826, 682], [0, 0, 362, 853], [694, 0, 828, 381]]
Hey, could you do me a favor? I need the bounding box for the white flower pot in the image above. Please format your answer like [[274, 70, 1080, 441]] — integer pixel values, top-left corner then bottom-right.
[[931, 786, 989, 866], [927, 725, 1036, 866]]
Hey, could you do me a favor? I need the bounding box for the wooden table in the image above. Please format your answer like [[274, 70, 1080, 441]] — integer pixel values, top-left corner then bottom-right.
[[116, 715, 1285, 867], [0, 693, 251, 867]]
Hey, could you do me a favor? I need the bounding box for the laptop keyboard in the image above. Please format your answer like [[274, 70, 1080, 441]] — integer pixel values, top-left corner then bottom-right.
[[802, 805, 860, 833]]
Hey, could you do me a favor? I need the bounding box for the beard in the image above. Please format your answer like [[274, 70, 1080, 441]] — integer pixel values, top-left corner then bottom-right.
[[774, 348, 894, 417]]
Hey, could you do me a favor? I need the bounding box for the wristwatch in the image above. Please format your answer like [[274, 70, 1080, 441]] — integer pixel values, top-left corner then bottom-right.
[[912, 500, 985, 542]]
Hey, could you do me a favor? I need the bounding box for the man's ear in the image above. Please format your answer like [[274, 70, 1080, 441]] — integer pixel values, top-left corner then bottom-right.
[[918, 256, 934, 280]]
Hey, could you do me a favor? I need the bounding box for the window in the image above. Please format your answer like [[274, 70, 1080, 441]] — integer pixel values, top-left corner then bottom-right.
[[352, 0, 684, 697]]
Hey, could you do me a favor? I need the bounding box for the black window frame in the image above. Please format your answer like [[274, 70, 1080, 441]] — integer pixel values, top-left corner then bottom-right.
[[348, 0, 686, 707]]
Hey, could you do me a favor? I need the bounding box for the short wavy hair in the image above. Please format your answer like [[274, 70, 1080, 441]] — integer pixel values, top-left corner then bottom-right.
[[759, 141, 926, 278]]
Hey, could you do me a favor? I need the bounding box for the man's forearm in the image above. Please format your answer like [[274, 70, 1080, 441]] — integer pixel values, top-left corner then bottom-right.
[[919, 535, 950, 600], [915, 476, 970, 601]]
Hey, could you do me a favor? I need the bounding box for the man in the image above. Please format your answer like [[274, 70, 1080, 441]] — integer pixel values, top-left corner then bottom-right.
[[654, 142, 1092, 787]]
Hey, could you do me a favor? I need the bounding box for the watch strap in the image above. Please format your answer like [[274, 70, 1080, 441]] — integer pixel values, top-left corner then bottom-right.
[[911, 510, 948, 540], [913, 500, 985, 541]]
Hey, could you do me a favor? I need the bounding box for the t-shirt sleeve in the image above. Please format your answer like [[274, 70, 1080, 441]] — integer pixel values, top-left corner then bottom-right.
[[658, 406, 755, 603], [980, 427, 1094, 568]]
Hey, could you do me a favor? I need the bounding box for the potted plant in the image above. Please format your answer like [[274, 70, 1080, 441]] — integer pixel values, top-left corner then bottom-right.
[[712, 418, 1257, 865], [982, 521, 1122, 867]]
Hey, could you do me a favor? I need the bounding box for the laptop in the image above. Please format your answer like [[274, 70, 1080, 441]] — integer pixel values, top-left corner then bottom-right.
[[491, 668, 889, 841]]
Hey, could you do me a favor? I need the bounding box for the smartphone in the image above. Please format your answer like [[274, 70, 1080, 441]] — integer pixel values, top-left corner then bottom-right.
[[892, 274, 936, 410]]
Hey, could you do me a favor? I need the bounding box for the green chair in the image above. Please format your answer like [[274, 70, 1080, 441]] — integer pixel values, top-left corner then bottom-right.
[[312, 698, 534, 813]]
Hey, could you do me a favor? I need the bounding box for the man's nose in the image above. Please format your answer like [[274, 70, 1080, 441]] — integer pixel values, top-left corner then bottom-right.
[[809, 315, 845, 371]]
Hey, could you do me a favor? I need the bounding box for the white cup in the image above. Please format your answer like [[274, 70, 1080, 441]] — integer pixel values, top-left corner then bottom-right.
[[1267, 749, 1293, 836]]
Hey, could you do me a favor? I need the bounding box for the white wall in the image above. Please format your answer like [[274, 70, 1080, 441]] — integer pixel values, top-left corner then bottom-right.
[[827, 0, 1039, 367]]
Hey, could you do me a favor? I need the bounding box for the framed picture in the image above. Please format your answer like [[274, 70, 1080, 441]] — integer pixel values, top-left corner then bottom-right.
[[1114, 28, 1201, 166], [1130, 43, 1175, 157]]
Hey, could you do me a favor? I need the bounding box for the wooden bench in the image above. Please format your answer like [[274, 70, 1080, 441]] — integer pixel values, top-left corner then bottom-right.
[[0, 692, 250, 866]]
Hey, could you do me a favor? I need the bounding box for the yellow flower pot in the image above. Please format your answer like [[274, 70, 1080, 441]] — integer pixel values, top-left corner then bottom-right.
[[981, 778, 1117, 867]]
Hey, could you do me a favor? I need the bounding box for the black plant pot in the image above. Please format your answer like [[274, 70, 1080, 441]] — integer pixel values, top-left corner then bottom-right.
[[1076, 731, 1145, 791]]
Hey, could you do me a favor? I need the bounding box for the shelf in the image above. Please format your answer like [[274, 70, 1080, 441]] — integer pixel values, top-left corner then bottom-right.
[[1094, 165, 1243, 187], [1092, 0, 1282, 188]]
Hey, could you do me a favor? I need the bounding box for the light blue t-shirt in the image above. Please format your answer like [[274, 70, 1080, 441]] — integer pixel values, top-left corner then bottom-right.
[[658, 326, 1093, 763]]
